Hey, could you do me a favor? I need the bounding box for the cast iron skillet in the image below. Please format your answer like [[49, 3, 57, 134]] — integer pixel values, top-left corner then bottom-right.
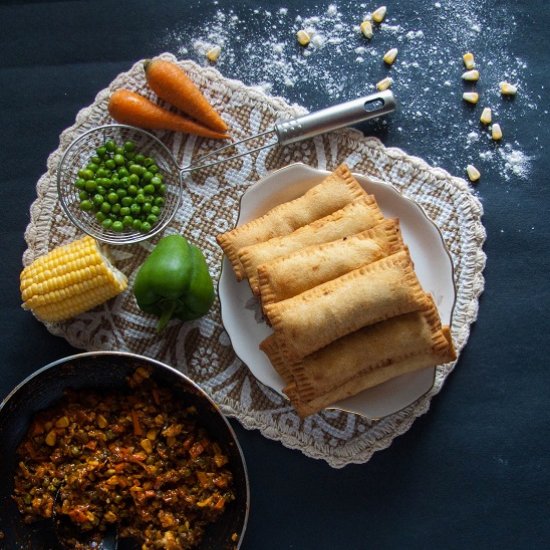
[[0, 351, 249, 550]]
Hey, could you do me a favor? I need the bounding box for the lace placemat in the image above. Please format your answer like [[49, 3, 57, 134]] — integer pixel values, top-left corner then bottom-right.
[[23, 53, 486, 468]]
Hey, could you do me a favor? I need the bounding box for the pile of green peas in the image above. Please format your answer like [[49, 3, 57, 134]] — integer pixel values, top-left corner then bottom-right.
[[74, 139, 166, 233]]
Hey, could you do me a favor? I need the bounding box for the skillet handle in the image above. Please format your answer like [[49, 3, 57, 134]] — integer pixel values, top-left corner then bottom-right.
[[274, 90, 396, 146]]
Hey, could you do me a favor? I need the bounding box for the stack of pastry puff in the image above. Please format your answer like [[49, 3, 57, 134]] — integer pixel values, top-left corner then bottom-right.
[[217, 164, 456, 417]]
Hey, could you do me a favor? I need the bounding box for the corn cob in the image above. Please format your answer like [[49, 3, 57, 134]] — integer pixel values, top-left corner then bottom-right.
[[20, 235, 127, 322]]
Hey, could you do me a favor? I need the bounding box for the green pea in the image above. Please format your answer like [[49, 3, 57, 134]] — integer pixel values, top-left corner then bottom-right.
[[74, 178, 86, 189], [96, 146, 107, 157], [135, 193, 145, 204], [116, 188, 127, 199], [100, 202, 111, 214], [111, 203, 121, 215], [104, 140, 116, 153], [115, 146, 125, 155], [130, 204, 141, 216], [132, 219, 142, 231], [142, 171, 153, 182], [130, 164, 145, 177], [149, 165, 159, 174], [158, 184, 166, 196], [105, 159, 116, 170], [143, 157, 154, 167], [122, 215, 134, 227], [96, 167, 109, 178], [140, 221, 152, 233], [114, 154, 125, 166], [141, 184, 154, 195], [142, 202, 152, 214], [134, 153, 145, 165], [150, 176, 162, 187], [146, 214, 158, 225], [78, 168, 94, 180], [124, 151, 136, 161], [91, 155, 101, 165], [121, 196, 133, 207], [95, 211, 107, 222], [124, 140, 136, 152], [127, 184, 138, 196], [96, 185, 107, 195], [106, 192, 118, 204], [154, 197, 165, 207], [112, 221, 124, 232], [80, 199, 93, 211], [102, 218, 113, 229], [78, 191, 89, 201], [87, 163, 99, 173], [119, 206, 130, 217], [129, 174, 140, 186], [117, 167, 129, 178], [150, 205, 161, 216], [84, 180, 97, 193], [93, 194, 104, 207]]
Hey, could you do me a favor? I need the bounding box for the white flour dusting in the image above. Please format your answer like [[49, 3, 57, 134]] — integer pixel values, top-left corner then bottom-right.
[[160, 1, 540, 184]]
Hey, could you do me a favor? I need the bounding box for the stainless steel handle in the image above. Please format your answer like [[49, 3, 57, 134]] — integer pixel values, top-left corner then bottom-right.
[[274, 90, 396, 146]]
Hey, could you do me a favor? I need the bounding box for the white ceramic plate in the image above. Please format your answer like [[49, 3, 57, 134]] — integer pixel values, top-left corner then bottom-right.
[[218, 163, 456, 419]]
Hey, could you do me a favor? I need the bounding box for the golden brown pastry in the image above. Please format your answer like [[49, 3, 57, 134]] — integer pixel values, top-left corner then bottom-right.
[[262, 249, 430, 364], [258, 219, 404, 305], [261, 299, 456, 417], [216, 164, 367, 280], [239, 196, 385, 295]]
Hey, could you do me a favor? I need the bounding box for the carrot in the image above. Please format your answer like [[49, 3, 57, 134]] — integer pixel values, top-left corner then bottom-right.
[[108, 89, 229, 140], [144, 59, 228, 134]]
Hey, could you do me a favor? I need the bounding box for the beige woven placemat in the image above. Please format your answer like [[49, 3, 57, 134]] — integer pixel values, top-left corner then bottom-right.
[[23, 53, 485, 468]]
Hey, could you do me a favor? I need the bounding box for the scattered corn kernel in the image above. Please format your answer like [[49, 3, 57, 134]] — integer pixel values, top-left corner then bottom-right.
[[205, 46, 221, 63], [360, 20, 374, 39], [97, 415, 108, 429], [383, 48, 398, 65], [491, 123, 503, 141], [55, 416, 70, 428], [296, 30, 311, 46], [463, 52, 475, 69], [140, 438, 153, 454], [372, 6, 387, 24], [466, 165, 481, 182], [480, 107, 492, 125], [45, 430, 57, 446], [500, 81, 517, 96], [462, 92, 479, 104], [376, 77, 393, 91], [462, 69, 480, 82]]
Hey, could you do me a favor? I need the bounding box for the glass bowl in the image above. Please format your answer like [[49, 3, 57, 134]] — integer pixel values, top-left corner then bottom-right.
[[57, 124, 182, 245]]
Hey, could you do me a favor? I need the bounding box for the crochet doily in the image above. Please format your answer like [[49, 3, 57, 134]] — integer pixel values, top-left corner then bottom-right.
[[23, 53, 486, 468]]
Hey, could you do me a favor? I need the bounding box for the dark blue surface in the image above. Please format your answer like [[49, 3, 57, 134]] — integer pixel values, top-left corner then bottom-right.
[[1, 1, 549, 548]]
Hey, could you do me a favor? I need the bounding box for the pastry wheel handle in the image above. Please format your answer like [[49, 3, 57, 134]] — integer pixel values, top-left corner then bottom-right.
[[274, 90, 396, 146]]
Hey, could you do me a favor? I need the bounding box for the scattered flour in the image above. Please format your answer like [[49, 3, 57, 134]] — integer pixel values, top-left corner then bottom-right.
[[160, 1, 539, 183]]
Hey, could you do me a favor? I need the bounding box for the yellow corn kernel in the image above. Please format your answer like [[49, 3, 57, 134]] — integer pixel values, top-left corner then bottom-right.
[[463, 52, 475, 69], [462, 69, 480, 82], [360, 20, 373, 39], [140, 439, 153, 454], [376, 77, 393, 91], [20, 235, 127, 323], [206, 46, 221, 63], [372, 6, 387, 24], [45, 430, 57, 446], [480, 107, 492, 125], [383, 48, 398, 65], [462, 92, 479, 104], [491, 123, 503, 141], [146, 429, 158, 441], [97, 415, 108, 429], [296, 30, 311, 46], [466, 165, 481, 183], [500, 81, 517, 96], [55, 416, 70, 428]]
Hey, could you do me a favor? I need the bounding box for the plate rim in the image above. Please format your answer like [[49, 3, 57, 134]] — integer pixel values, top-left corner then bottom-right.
[[217, 162, 457, 420]]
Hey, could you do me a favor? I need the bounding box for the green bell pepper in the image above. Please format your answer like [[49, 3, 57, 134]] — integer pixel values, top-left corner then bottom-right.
[[133, 234, 215, 331]]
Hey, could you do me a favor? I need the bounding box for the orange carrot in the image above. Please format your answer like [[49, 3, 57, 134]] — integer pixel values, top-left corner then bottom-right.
[[108, 89, 229, 140], [144, 59, 228, 134]]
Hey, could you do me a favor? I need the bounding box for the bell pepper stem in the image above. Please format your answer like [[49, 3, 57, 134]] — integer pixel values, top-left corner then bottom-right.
[[156, 300, 177, 332]]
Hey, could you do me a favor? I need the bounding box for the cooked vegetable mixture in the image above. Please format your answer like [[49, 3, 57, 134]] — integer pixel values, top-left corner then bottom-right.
[[13, 367, 235, 549]]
